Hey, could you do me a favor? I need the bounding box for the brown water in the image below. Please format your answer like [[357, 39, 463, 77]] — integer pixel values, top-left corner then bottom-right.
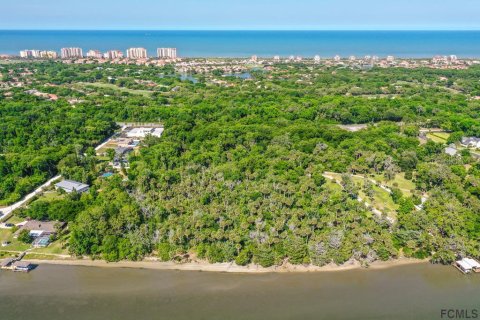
[[0, 263, 479, 320]]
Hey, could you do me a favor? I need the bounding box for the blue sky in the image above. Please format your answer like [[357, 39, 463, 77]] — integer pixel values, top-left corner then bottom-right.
[[1, 0, 479, 30]]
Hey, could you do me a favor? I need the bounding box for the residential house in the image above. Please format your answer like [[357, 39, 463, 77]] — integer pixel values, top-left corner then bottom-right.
[[14, 220, 65, 239], [113, 147, 133, 169], [461, 137, 480, 149], [55, 180, 90, 193], [445, 144, 458, 156]]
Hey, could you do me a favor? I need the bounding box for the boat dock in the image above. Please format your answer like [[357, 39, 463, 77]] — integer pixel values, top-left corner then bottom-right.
[[0, 251, 33, 272], [453, 258, 480, 274]]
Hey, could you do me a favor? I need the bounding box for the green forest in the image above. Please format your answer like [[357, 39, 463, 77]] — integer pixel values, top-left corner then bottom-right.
[[1, 60, 480, 267]]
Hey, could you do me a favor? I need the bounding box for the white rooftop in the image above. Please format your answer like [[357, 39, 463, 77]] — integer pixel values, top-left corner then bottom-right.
[[55, 180, 89, 191], [456, 259, 473, 271], [464, 258, 480, 269], [126, 127, 164, 138]]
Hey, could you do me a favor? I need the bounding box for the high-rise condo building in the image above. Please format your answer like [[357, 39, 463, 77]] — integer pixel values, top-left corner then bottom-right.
[[40, 51, 58, 59], [86, 50, 103, 59], [104, 50, 124, 59], [61, 47, 83, 59], [126, 48, 148, 59], [20, 50, 40, 58], [157, 48, 177, 59]]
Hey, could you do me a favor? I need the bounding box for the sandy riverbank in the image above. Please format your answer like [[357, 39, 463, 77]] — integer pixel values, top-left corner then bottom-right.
[[20, 257, 429, 273]]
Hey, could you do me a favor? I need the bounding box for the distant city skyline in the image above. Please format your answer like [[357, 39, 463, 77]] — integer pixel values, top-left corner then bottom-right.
[[1, 0, 479, 30]]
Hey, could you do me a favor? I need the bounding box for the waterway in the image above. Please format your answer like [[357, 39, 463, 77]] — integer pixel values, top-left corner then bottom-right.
[[0, 263, 478, 319]]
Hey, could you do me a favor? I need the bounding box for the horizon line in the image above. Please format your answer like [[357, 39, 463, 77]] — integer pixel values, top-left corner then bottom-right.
[[1, 29, 480, 32]]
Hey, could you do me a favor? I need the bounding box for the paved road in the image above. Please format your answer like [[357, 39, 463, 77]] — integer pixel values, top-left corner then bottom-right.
[[0, 175, 61, 222]]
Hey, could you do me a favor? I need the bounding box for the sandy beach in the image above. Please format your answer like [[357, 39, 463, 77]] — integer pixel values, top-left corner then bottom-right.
[[19, 257, 429, 273]]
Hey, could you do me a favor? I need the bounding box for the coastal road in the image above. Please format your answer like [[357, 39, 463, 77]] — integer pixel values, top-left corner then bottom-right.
[[0, 175, 61, 222]]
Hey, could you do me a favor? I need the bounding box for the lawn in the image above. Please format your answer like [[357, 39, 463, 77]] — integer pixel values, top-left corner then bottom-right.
[[426, 132, 450, 144], [0, 228, 11, 242], [372, 173, 416, 196], [324, 172, 398, 220], [1, 227, 69, 255], [0, 229, 31, 252], [31, 237, 69, 255], [75, 82, 153, 97], [40, 191, 64, 202], [5, 215, 26, 225]]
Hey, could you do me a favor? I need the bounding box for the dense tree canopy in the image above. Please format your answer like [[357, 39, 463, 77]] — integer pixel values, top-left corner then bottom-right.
[[2, 60, 480, 266]]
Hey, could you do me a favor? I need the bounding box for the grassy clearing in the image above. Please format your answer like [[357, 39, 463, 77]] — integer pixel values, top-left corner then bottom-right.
[[0, 228, 12, 242], [325, 172, 398, 219], [0, 251, 17, 258], [31, 238, 69, 255], [75, 82, 153, 97], [426, 132, 450, 143], [5, 215, 25, 225], [368, 185, 398, 214], [0, 231, 31, 252], [40, 191, 64, 202], [1, 227, 69, 255], [372, 173, 416, 196], [24, 253, 65, 260]]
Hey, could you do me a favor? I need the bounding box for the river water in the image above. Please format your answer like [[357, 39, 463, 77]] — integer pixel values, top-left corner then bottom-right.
[[0, 263, 478, 320]]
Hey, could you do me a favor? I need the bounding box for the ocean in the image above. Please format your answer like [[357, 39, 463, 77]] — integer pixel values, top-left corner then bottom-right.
[[0, 30, 480, 58]]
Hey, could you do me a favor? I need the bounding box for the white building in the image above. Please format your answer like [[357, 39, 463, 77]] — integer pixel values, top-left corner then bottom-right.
[[314, 55, 321, 63], [273, 55, 280, 62], [55, 180, 90, 193], [86, 50, 103, 59], [61, 47, 83, 59], [387, 55, 395, 62], [461, 137, 480, 149], [126, 48, 148, 59], [104, 50, 124, 59], [39, 51, 58, 59], [157, 48, 177, 59], [126, 127, 164, 138], [334, 55, 341, 62], [20, 50, 40, 58]]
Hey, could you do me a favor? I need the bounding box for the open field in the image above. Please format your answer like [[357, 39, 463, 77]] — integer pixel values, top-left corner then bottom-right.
[[372, 173, 416, 196], [31, 237, 69, 255], [426, 132, 450, 143], [5, 215, 25, 225], [324, 172, 398, 219], [0, 228, 31, 252], [74, 82, 153, 97], [40, 190, 64, 202]]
